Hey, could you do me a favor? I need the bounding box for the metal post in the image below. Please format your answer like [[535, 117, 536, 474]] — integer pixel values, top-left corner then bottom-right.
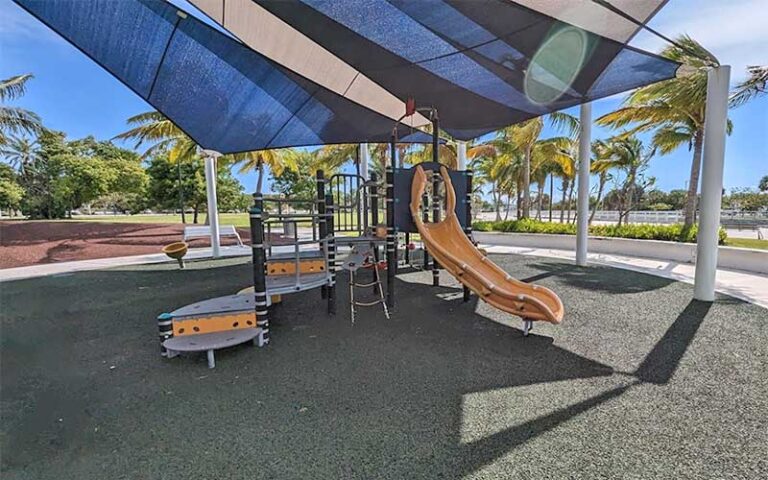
[[463, 171, 473, 302], [457, 141, 467, 170], [157, 312, 173, 357], [431, 114, 440, 286], [370, 171, 380, 293], [432, 170, 441, 287], [249, 194, 269, 346], [422, 192, 430, 270], [360, 143, 370, 180], [386, 140, 397, 308], [326, 193, 337, 314], [317, 170, 327, 299], [694, 65, 731, 301], [576, 102, 592, 266], [203, 151, 221, 258]]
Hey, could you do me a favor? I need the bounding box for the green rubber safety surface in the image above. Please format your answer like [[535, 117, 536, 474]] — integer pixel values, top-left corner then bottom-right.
[[2, 255, 766, 479]]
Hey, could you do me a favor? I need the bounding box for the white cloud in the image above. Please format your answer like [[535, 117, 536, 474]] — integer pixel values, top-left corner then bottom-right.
[[630, 0, 767, 82]]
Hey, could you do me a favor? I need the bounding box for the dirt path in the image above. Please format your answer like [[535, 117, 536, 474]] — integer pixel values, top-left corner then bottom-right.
[[0, 221, 255, 269]]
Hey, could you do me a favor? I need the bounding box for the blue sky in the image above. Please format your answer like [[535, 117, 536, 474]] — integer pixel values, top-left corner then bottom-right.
[[1, 0, 766, 194]]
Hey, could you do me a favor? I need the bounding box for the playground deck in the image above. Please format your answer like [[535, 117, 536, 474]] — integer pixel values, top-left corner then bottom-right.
[[1, 255, 766, 479]]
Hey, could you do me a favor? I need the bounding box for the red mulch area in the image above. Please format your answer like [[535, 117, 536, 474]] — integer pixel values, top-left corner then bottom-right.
[[0, 221, 270, 269]]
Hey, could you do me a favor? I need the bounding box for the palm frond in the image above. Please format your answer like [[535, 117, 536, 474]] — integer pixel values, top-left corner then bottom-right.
[[729, 65, 768, 108], [548, 111, 580, 138], [0, 106, 43, 144], [0, 74, 34, 102]]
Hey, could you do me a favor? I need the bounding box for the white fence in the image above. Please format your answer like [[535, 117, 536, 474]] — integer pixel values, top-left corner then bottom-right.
[[478, 209, 768, 227]]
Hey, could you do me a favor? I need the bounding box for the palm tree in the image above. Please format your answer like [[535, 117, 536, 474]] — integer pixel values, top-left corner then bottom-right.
[[403, 143, 458, 168], [116, 111, 296, 199], [588, 139, 622, 224], [0, 135, 38, 177], [468, 143, 510, 221], [596, 35, 725, 228], [316, 144, 360, 172], [607, 136, 656, 226], [497, 112, 579, 219], [730, 65, 767, 107], [233, 148, 297, 194], [0, 74, 43, 145]]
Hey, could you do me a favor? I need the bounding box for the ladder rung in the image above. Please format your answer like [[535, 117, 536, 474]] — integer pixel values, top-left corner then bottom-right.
[[354, 299, 384, 307], [353, 281, 379, 288]]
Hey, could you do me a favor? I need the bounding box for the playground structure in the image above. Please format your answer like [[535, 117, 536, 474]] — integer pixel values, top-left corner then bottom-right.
[[159, 111, 565, 365], [11, 0, 735, 369]]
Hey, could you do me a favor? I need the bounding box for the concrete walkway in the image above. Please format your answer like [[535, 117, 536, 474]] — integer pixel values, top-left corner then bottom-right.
[[2, 242, 766, 309], [480, 244, 768, 310]]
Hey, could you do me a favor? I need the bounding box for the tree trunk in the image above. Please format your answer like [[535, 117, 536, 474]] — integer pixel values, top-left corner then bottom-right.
[[193, 204, 199, 224], [566, 181, 575, 223], [536, 181, 544, 220], [522, 147, 531, 218], [559, 178, 568, 223], [504, 194, 511, 221], [589, 173, 606, 224], [549, 173, 554, 222], [492, 181, 501, 222], [177, 160, 186, 224], [683, 129, 704, 228]]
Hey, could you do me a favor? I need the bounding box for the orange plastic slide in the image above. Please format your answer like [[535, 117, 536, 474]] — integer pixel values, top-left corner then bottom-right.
[[410, 165, 564, 325]]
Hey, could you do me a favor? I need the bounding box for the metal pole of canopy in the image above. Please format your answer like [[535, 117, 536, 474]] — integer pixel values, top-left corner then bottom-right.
[[694, 65, 731, 301], [576, 103, 592, 266], [359, 143, 370, 180], [202, 150, 221, 258], [457, 141, 467, 170]]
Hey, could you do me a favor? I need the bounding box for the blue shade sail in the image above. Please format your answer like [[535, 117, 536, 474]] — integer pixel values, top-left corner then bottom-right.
[[12, 0, 434, 153], [250, 0, 680, 140]]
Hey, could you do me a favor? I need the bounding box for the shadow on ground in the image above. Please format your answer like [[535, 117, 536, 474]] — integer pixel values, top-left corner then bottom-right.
[[1, 254, 765, 479]]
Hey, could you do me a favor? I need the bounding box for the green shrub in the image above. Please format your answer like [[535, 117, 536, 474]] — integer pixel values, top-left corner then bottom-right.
[[471, 219, 727, 245], [648, 203, 673, 211]]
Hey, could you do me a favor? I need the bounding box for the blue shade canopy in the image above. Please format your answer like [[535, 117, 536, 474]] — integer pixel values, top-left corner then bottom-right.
[[235, 0, 680, 140], [12, 0, 434, 153]]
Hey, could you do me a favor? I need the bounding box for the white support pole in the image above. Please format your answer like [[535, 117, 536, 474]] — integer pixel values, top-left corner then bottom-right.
[[576, 102, 592, 266], [203, 150, 222, 258], [457, 141, 467, 170], [694, 65, 731, 301], [359, 143, 370, 180]]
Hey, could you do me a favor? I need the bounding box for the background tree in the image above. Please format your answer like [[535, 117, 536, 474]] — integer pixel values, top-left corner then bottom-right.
[[495, 112, 579, 219], [116, 111, 297, 221], [730, 65, 767, 108], [271, 150, 320, 210], [0, 135, 38, 178], [588, 139, 618, 223], [146, 153, 244, 223], [606, 136, 656, 226], [0, 74, 43, 145], [596, 36, 734, 228], [0, 163, 24, 216], [759, 175, 768, 193], [724, 188, 768, 212]]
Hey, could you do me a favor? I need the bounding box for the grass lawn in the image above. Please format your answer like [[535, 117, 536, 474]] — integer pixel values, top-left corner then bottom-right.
[[68, 212, 364, 229], [725, 237, 768, 250], [70, 213, 252, 227]]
